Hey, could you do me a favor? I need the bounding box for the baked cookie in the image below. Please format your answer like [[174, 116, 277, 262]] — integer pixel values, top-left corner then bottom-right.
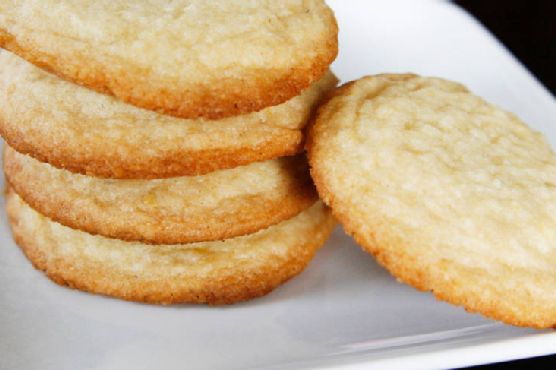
[[5, 146, 316, 245], [6, 191, 336, 304], [0, 52, 337, 179], [308, 74, 556, 328], [0, 0, 338, 119]]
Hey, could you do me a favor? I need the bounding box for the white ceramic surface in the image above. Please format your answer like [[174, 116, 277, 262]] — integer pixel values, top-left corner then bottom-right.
[[2, 1, 556, 369]]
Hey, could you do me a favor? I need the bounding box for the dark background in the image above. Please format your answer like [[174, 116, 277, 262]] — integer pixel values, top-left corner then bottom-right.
[[452, 2, 556, 368], [456, 0, 556, 95]]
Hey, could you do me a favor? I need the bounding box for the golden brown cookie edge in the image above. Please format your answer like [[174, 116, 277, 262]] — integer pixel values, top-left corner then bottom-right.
[[0, 114, 304, 179]]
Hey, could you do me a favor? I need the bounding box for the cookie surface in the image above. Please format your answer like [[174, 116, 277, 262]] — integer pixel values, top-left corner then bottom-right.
[[5, 146, 317, 244], [0, 52, 337, 179], [0, 0, 337, 119], [308, 74, 556, 328], [6, 191, 336, 305]]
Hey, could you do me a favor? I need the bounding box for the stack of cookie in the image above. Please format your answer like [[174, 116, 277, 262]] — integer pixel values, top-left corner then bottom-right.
[[0, 0, 338, 304]]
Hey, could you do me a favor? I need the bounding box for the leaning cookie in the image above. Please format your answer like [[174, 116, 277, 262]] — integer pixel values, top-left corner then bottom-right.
[[0, 0, 337, 119], [7, 191, 336, 305], [0, 52, 337, 179], [308, 74, 556, 328], [4, 146, 316, 245]]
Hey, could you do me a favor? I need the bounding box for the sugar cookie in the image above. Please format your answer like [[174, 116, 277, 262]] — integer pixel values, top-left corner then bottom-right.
[[0, 51, 337, 179], [7, 191, 336, 305], [0, 0, 338, 119], [308, 74, 556, 328], [5, 146, 316, 244]]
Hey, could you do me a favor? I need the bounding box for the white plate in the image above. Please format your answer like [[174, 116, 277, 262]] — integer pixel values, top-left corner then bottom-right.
[[1, 1, 556, 369]]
